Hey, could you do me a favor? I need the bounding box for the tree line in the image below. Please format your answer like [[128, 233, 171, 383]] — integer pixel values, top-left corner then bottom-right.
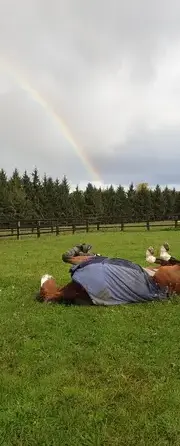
[[0, 168, 179, 223]]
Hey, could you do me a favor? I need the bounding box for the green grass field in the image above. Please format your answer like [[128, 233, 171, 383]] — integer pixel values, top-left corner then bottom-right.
[[1, 231, 180, 445]]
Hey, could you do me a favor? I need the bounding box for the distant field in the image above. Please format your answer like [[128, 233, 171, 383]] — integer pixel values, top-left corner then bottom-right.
[[1, 231, 180, 445]]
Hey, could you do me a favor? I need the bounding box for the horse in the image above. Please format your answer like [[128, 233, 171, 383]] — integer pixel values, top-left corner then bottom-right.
[[37, 255, 180, 306], [36, 242, 180, 306]]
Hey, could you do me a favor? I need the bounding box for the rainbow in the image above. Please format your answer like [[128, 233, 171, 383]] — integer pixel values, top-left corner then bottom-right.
[[0, 58, 101, 182]]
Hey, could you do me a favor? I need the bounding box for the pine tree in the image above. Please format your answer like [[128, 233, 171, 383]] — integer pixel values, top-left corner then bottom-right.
[[31, 168, 43, 218], [102, 186, 116, 223], [9, 168, 22, 189], [127, 183, 136, 222], [0, 169, 11, 220], [94, 187, 104, 219], [70, 186, 85, 221], [42, 175, 56, 218], [114, 186, 127, 222], [84, 183, 97, 218], [8, 169, 28, 219], [152, 185, 165, 220], [135, 184, 152, 221], [175, 191, 180, 217], [22, 171, 32, 196], [0, 166, 178, 223], [58, 176, 70, 221], [163, 186, 175, 219]]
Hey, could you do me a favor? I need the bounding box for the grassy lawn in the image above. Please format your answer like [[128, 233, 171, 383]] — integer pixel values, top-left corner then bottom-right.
[[1, 231, 180, 445]]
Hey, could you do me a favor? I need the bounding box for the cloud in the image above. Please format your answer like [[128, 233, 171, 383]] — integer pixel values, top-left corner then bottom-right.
[[0, 0, 180, 187], [91, 127, 180, 186]]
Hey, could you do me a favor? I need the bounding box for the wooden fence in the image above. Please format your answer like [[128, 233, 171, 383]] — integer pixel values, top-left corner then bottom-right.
[[0, 218, 180, 239]]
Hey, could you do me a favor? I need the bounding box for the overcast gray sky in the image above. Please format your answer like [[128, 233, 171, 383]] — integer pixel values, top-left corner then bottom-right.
[[0, 0, 180, 189]]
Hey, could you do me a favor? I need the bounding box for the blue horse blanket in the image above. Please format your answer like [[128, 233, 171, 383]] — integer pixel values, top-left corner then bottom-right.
[[70, 257, 167, 306]]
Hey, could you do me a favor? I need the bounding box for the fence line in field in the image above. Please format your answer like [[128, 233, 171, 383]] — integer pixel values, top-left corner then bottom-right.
[[0, 218, 179, 239]]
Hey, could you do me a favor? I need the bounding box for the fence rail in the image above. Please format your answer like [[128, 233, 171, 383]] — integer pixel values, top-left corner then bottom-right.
[[0, 218, 180, 239]]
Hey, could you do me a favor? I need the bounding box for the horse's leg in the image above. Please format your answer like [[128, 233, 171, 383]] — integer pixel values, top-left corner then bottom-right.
[[63, 255, 95, 265]]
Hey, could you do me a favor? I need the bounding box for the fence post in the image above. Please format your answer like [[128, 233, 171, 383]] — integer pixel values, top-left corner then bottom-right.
[[146, 221, 150, 231], [11, 227, 14, 236], [121, 220, 124, 231], [86, 220, 89, 233], [97, 222, 100, 231], [56, 222, 59, 236], [72, 224, 76, 234], [51, 220, 53, 233], [175, 218, 178, 229], [37, 220, 41, 238], [17, 221, 20, 240]]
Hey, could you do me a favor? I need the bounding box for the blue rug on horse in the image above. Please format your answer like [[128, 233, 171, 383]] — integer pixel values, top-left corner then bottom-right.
[[70, 256, 167, 305]]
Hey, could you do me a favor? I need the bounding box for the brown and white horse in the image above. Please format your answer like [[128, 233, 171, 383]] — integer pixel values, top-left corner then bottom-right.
[[38, 254, 180, 305]]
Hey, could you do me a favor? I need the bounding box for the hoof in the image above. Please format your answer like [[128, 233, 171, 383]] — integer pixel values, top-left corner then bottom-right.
[[160, 245, 171, 261], [163, 242, 170, 251], [146, 247, 156, 263], [147, 246, 154, 255]]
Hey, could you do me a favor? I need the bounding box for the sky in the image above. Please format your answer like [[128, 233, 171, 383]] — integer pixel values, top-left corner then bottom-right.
[[0, 0, 180, 190]]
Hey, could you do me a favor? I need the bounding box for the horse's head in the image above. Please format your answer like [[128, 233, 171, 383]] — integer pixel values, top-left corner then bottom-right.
[[38, 275, 61, 302], [154, 265, 180, 294]]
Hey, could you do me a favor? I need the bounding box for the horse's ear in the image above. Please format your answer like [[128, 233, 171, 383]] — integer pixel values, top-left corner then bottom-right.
[[163, 242, 170, 251]]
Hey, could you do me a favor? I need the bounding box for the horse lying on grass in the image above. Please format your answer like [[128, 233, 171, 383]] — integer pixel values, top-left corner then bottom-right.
[[36, 243, 180, 306]]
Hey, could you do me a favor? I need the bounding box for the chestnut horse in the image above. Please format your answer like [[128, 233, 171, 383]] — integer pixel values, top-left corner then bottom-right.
[[38, 255, 180, 305]]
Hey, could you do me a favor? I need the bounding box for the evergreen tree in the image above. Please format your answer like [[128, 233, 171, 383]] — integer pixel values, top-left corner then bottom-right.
[[127, 183, 136, 222], [0, 168, 7, 188], [70, 186, 85, 221], [58, 176, 70, 221], [163, 186, 175, 219], [0, 166, 179, 224], [22, 170, 32, 197], [135, 184, 152, 221], [31, 168, 43, 218], [102, 186, 116, 223], [9, 168, 22, 189], [114, 186, 127, 222], [152, 185, 165, 220], [54, 178, 64, 219], [175, 191, 180, 217], [0, 169, 12, 220], [84, 183, 97, 218], [8, 169, 27, 219], [94, 187, 104, 219], [42, 175, 55, 218]]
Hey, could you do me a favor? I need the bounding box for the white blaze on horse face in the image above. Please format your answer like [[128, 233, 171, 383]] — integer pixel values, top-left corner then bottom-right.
[[41, 274, 53, 287]]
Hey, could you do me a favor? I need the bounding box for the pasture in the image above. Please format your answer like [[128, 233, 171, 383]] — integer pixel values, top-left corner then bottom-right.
[[1, 231, 180, 445]]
